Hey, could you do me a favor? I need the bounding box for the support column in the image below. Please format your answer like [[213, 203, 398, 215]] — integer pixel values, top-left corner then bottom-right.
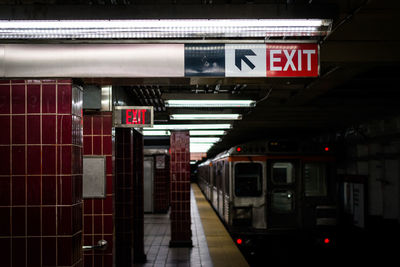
[[169, 131, 192, 247], [114, 128, 145, 267], [0, 79, 83, 267], [132, 129, 145, 262], [82, 112, 113, 267]]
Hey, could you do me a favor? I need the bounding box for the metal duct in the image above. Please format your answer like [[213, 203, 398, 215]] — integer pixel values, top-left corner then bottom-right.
[[0, 44, 184, 78]]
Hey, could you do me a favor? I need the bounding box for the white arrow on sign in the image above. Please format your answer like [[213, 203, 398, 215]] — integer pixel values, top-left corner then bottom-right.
[[225, 44, 266, 77]]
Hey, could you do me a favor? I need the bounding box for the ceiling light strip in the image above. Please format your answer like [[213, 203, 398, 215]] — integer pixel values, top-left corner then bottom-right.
[[170, 114, 242, 120], [189, 130, 226, 136], [190, 143, 215, 153], [165, 100, 256, 108], [0, 19, 332, 39], [142, 130, 227, 136], [190, 137, 221, 143], [143, 124, 232, 130]]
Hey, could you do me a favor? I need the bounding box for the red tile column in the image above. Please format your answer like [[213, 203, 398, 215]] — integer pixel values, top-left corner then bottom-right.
[[169, 131, 192, 247], [82, 112, 113, 267], [0, 79, 83, 267], [132, 130, 145, 262], [114, 128, 145, 267]]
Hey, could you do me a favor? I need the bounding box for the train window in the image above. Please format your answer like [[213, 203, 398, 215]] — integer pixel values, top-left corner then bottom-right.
[[234, 163, 262, 197], [272, 163, 294, 184], [217, 164, 223, 190], [212, 165, 217, 187], [304, 163, 327, 197], [225, 161, 229, 196], [271, 190, 294, 212]]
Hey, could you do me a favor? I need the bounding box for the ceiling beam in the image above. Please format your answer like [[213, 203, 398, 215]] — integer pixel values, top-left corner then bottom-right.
[[321, 41, 400, 63], [0, 3, 339, 20]]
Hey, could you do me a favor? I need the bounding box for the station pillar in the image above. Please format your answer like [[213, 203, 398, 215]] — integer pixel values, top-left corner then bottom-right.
[[169, 131, 192, 247], [114, 128, 145, 266], [82, 112, 114, 267], [0, 79, 83, 266]]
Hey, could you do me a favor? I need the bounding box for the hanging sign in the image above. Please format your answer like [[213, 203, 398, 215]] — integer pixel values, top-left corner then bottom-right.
[[184, 43, 319, 77], [114, 106, 154, 127]]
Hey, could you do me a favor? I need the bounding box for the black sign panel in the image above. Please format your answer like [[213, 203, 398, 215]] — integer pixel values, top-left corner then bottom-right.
[[184, 44, 225, 76], [114, 106, 153, 128]]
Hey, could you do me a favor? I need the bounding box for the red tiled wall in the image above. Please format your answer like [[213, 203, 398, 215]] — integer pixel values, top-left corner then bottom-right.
[[0, 79, 83, 267], [82, 112, 113, 267], [114, 128, 145, 266], [169, 131, 192, 246], [154, 155, 170, 213]]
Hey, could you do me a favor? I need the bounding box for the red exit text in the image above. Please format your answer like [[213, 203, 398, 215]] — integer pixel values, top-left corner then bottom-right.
[[125, 109, 146, 125], [266, 43, 318, 77]]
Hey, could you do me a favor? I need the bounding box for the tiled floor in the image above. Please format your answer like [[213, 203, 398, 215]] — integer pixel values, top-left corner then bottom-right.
[[134, 184, 249, 267], [135, 187, 213, 267]]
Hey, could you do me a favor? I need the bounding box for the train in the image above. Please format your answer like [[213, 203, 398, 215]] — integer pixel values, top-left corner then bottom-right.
[[197, 139, 337, 251]]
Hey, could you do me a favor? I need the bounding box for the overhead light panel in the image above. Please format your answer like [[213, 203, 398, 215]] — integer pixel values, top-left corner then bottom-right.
[[190, 143, 215, 153], [142, 130, 171, 136], [142, 130, 227, 136], [189, 130, 226, 136], [170, 114, 242, 120], [190, 137, 221, 143], [165, 100, 256, 108], [143, 124, 232, 130], [0, 19, 332, 39]]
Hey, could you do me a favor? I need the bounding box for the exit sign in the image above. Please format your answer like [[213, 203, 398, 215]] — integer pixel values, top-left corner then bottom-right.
[[114, 106, 154, 127]]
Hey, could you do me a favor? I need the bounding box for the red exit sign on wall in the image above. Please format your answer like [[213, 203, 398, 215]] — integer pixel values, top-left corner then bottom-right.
[[114, 106, 154, 128]]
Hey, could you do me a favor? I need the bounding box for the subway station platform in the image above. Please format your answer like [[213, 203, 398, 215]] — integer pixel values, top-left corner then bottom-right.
[[135, 184, 249, 267]]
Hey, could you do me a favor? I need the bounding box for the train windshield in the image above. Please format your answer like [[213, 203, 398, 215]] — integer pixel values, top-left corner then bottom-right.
[[234, 163, 263, 197]]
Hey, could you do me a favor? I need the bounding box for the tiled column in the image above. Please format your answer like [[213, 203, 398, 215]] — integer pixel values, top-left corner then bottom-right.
[[169, 131, 192, 247], [114, 128, 145, 267], [154, 155, 170, 213], [82, 112, 113, 267], [0, 79, 83, 267], [132, 130, 145, 261]]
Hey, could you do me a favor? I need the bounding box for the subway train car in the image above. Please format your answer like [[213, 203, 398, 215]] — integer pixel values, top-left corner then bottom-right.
[[197, 140, 337, 251]]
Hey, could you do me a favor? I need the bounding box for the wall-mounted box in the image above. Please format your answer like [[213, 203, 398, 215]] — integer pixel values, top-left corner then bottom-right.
[[83, 85, 101, 110], [83, 156, 106, 198]]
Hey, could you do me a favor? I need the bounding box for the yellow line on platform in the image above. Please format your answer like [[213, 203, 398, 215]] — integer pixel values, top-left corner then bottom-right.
[[192, 183, 250, 267]]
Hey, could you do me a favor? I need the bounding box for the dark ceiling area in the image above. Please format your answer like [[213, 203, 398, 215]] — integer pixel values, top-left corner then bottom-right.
[[2, 0, 400, 157]]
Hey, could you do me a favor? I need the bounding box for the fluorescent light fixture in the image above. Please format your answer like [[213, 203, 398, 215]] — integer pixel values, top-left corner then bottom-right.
[[190, 143, 214, 153], [170, 114, 242, 120], [165, 100, 256, 108], [190, 161, 198, 165], [190, 137, 221, 143], [142, 130, 171, 136], [143, 124, 232, 130], [143, 129, 226, 136], [0, 19, 331, 39], [189, 130, 226, 136]]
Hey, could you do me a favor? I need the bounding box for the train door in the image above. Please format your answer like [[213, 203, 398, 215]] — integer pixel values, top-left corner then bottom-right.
[[267, 160, 300, 228], [301, 161, 335, 228]]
